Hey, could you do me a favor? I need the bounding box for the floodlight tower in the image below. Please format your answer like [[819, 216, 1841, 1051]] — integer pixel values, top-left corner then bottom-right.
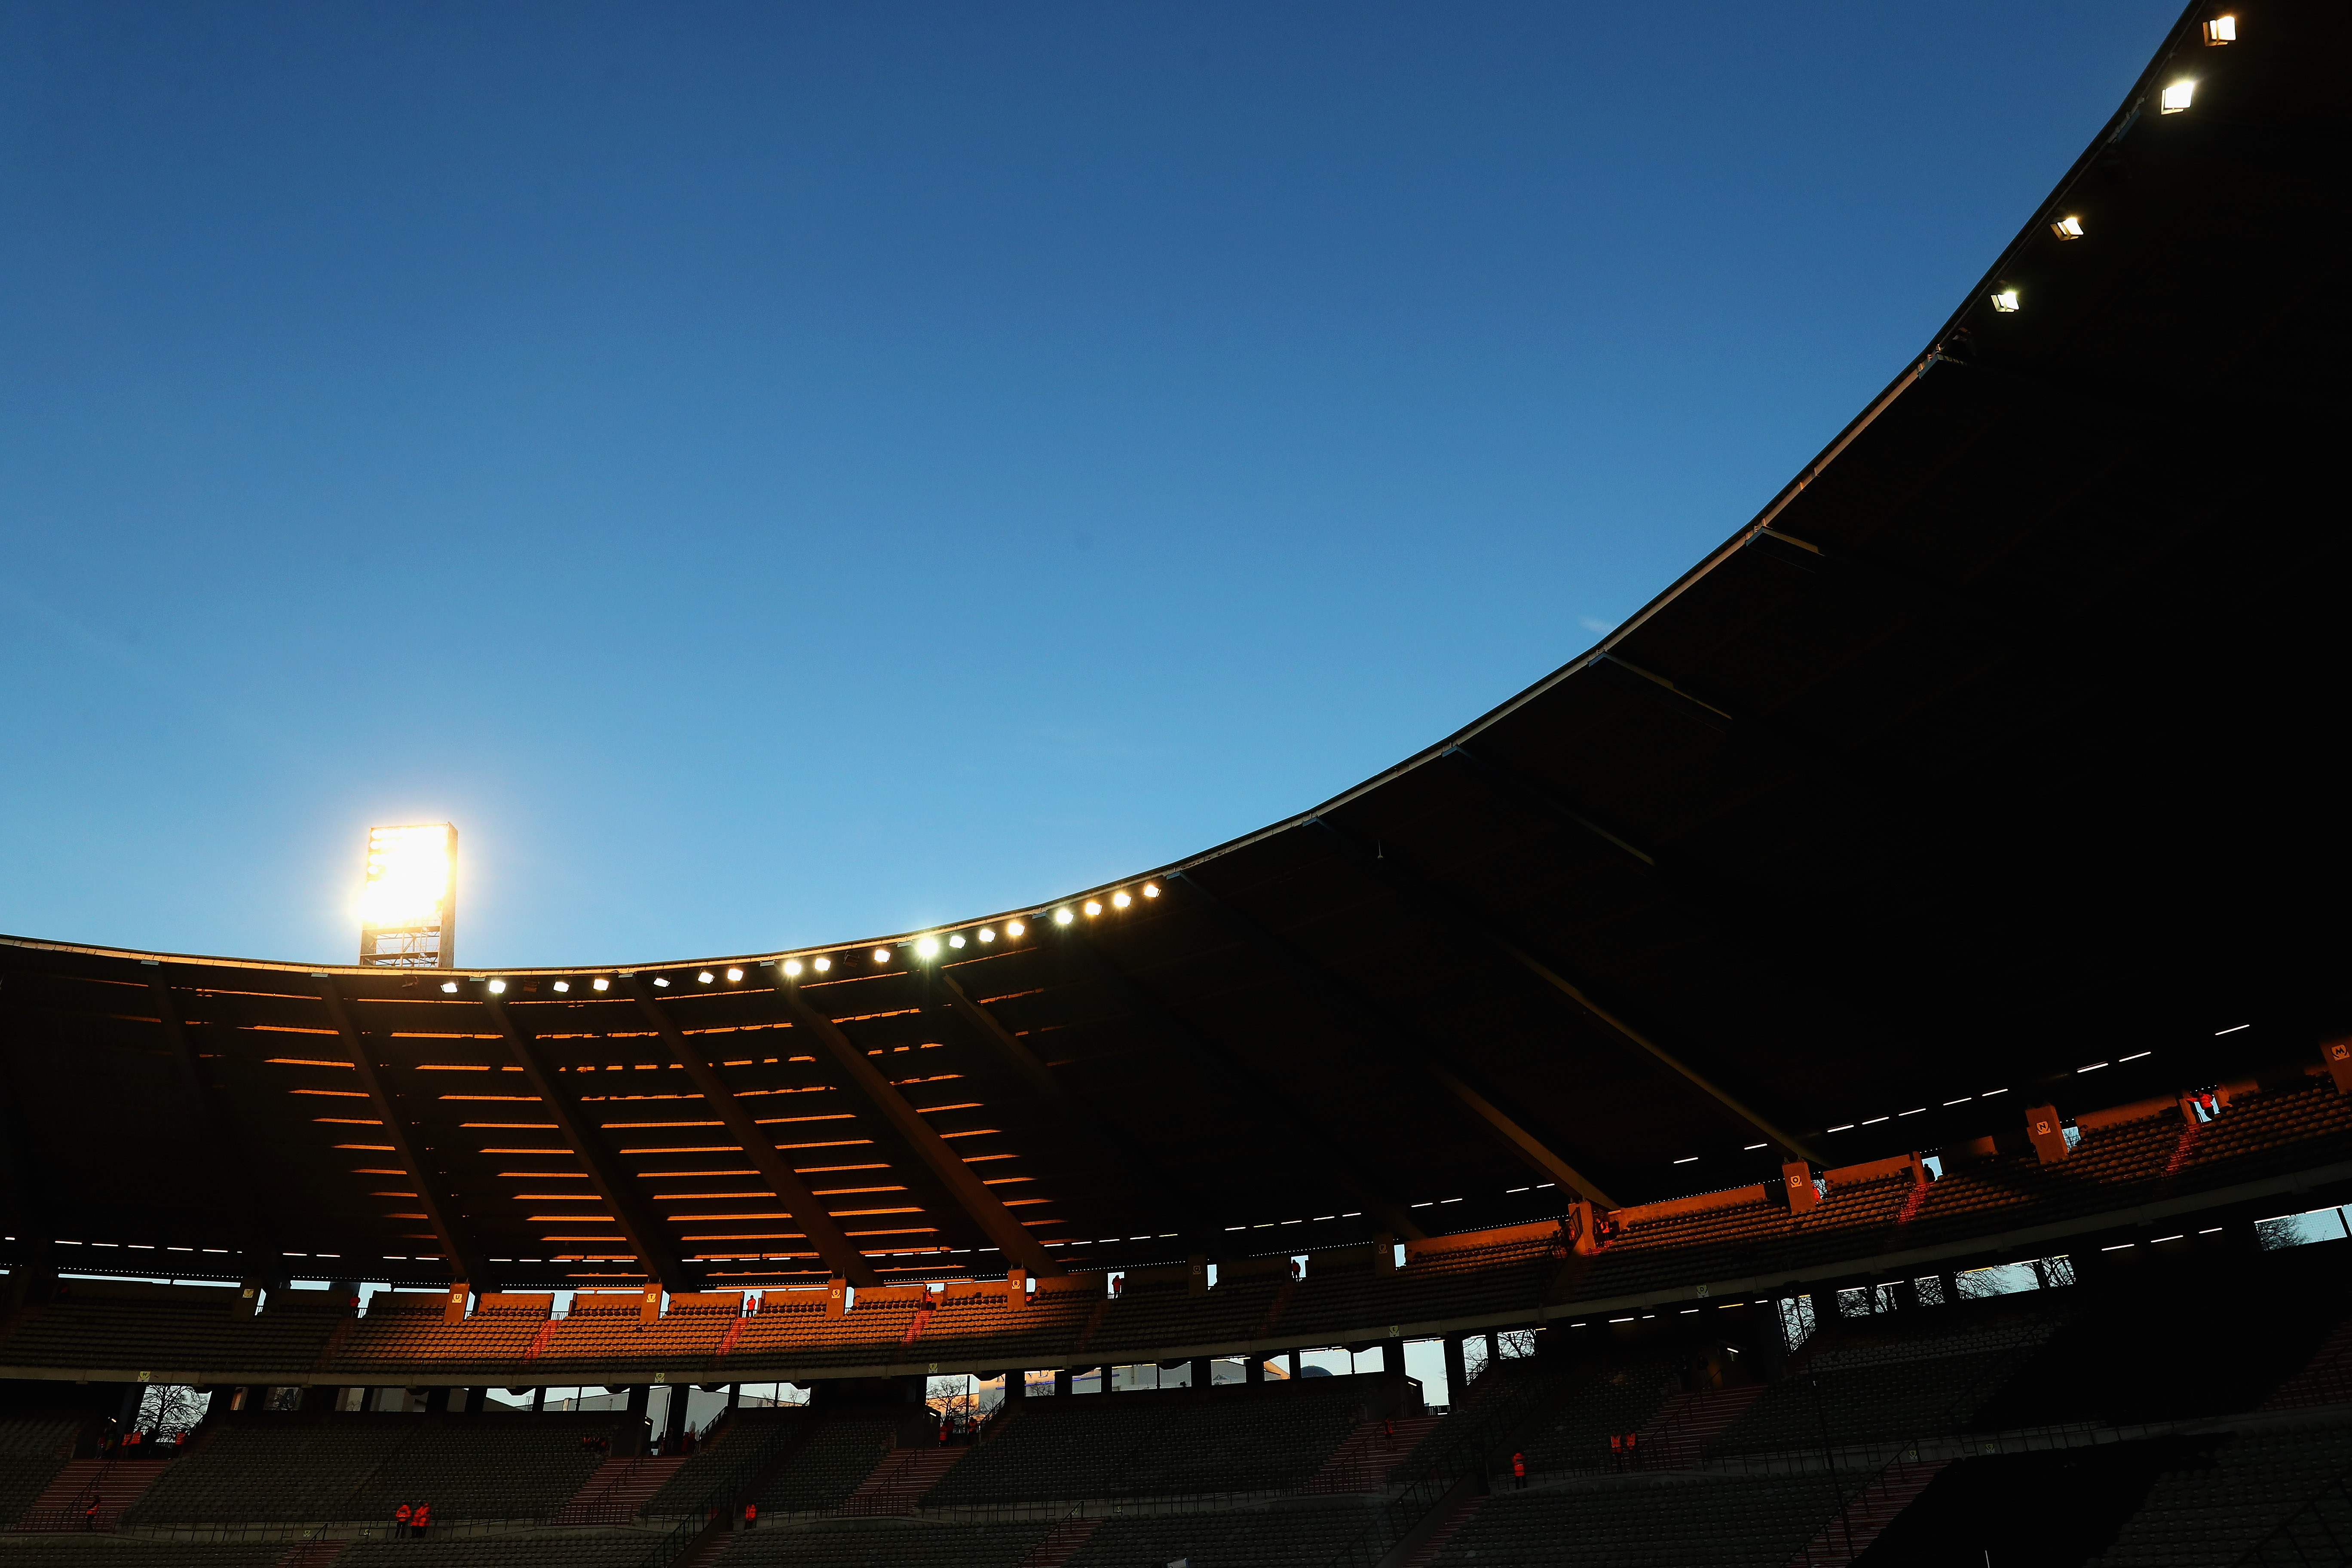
[[358, 823, 457, 968]]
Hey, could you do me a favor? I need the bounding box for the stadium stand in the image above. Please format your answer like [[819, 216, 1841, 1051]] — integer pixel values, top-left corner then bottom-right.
[[1428, 1473, 1866, 1568], [742, 1412, 901, 1516], [1058, 1496, 1383, 1568], [721, 1516, 1048, 1568], [0, 1545, 286, 1567], [640, 1406, 814, 1518], [0, 1420, 83, 1532]]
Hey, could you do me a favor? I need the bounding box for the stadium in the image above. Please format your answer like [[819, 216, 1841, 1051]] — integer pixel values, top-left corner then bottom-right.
[[2, 3, 2346, 1564]]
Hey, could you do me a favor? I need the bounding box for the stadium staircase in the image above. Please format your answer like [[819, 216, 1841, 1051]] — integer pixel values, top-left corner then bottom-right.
[[836, 1444, 967, 1515], [1401, 1494, 1483, 1568], [1014, 1515, 1101, 1567], [13, 1455, 173, 1531], [2263, 1311, 2352, 1410], [271, 1541, 349, 1567], [1304, 1416, 1445, 1492], [676, 1534, 737, 1568], [1638, 1383, 1767, 1468], [553, 1453, 689, 1524], [1782, 1455, 1947, 1567]]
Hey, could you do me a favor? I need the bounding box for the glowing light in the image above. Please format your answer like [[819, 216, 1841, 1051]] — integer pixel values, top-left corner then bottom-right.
[[948, 934, 966, 949], [2160, 80, 2194, 113], [1005, 921, 1025, 937], [2203, 15, 2234, 44], [873, 948, 893, 964], [1111, 891, 1131, 909], [978, 928, 996, 943], [697, 971, 715, 984], [552, 981, 570, 993], [781, 959, 803, 978], [725, 967, 744, 983], [1142, 883, 1159, 898], [813, 956, 832, 973], [2050, 215, 2084, 240], [916, 936, 941, 959], [591, 977, 609, 992], [1053, 909, 1073, 926], [440, 981, 458, 994], [653, 977, 670, 988], [487, 980, 507, 995], [359, 822, 454, 932], [1084, 900, 1102, 917], [1989, 289, 2020, 313]]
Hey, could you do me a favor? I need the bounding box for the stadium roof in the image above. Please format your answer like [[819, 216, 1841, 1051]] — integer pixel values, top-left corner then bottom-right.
[[3, 0, 2343, 1293]]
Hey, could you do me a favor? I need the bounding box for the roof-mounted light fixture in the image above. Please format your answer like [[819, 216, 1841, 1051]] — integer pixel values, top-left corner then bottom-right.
[[2203, 15, 2235, 44], [440, 980, 459, 994], [2050, 214, 2084, 240], [487, 979, 507, 995], [812, 956, 832, 973], [1053, 908, 1073, 926], [1005, 920, 1025, 937], [872, 947, 892, 964], [948, 934, 965, 949], [915, 936, 941, 959], [781, 958, 803, 977], [725, 967, 744, 983], [977, 927, 996, 943], [591, 977, 609, 992], [552, 980, 570, 993], [1083, 900, 1103, 917], [1990, 288, 2021, 313], [1142, 882, 1160, 898], [2160, 80, 2195, 113], [652, 977, 670, 988], [697, 970, 715, 984]]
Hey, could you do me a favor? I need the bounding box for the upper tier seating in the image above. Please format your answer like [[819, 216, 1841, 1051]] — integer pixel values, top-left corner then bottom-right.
[[1061, 1495, 1383, 1568], [0, 1289, 341, 1375], [1428, 1472, 1863, 1568], [326, 1292, 548, 1375], [2092, 1421, 2352, 1565], [723, 1516, 1049, 1568], [924, 1378, 1370, 1505], [1087, 1273, 1281, 1357]]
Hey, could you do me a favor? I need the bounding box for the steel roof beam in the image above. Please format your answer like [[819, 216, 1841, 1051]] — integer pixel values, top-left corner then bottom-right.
[[1305, 820, 1822, 1166], [1051, 923, 1432, 1240], [626, 982, 880, 1287], [482, 995, 690, 1294], [771, 971, 1064, 1277], [149, 970, 278, 1270], [1441, 745, 1658, 872], [314, 977, 495, 1289], [931, 965, 1212, 1246], [1164, 867, 1621, 1210]]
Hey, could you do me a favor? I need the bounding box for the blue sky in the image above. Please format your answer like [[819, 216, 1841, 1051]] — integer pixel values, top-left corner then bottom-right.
[[0, 2, 2177, 968]]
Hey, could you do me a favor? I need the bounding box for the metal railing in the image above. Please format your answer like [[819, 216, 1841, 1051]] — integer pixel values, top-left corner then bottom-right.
[[2233, 1462, 2352, 1566]]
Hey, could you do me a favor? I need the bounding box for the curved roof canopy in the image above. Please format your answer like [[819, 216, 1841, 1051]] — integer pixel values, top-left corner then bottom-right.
[[4, 0, 2345, 1292]]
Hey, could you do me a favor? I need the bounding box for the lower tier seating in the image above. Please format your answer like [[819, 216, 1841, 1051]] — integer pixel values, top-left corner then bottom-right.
[[336, 1529, 660, 1567], [2091, 1421, 2352, 1566], [723, 1516, 1049, 1568], [1429, 1472, 1862, 1568], [643, 1407, 814, 1516], [0, 1418, 84, 1526], [120, 1420, 413, 1524], [1060, 1495, 1382, 1568], [0, 1544, 285, 1567], [745, 1414, 900, 1515]]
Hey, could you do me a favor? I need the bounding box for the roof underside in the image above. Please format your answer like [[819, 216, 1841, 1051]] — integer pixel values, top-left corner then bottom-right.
[[3, 0, 2346, 1292]]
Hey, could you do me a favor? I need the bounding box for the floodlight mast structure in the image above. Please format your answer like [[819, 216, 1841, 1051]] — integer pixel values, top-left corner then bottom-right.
[[358, 822, 458, 968]]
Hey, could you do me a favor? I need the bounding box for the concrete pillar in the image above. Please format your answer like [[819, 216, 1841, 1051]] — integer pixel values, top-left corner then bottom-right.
[[467, 1387, 490, 1413], [530, 1387, 546, 1413], [728, 1384, 741, 1409], [423, 1386, 450, 1414], [1188, 1357, 1213, 1390], [662, 1386, 690, 1448], [1482, 1331, 1499, 1373], [1245, 1357, 1264, 1385], [1003, 1372, 1026, 1405], [1442, 1335, 1468, 1406]]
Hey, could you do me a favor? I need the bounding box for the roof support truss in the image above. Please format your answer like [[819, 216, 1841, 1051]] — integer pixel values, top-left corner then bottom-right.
[[482, 995, 689, 1294], [315, 977, 496, 1288], [150, 969, 277, 1270], [771, 971, 1064, 1277], [1306, 819, 1822, 1166], [1053, 922, 1433, 1240], [1165, 867, 1621, 1210], [626, 983, 880, 1286]]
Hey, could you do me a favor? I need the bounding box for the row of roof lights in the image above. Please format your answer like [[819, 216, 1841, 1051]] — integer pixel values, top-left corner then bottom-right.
[[437, 882, 1163, 994], [1987, 23, 2233, 318]]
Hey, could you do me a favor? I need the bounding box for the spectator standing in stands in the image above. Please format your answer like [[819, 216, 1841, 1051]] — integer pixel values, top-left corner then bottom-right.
[[83, 1494, 99, 1531], [412, 1502, 431, 1539], [393, 1503, 410, 1538], [1511, 1452, 1527, 1489], [743, 1501, 758, 1530]]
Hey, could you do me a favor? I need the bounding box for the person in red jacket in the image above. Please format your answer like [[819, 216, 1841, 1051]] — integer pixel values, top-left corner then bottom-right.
[[1511, 1452, 1527, 1489], [743, 1501, 759, 1531], [411, 1502, 432, 1539], [393, 1503, 410, 1538]]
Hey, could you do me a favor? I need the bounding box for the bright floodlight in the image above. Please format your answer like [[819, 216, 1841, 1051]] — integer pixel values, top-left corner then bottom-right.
[[1053, 908, 1073, 925], [553, 980, 570, 993], [440, 980, 458, 994], [1005, 920, 1025, 937], [1142, 883, 1160, 898], [487, 979, 506, 994], [359, 823, 456, 968], [916, 936, 941, 958], [782, 958, 804, 977], [2160, 80, 2195, 113], [698, 971, 715, 984], [1084, 900, 1103, 917], [1990, 289, 2020, 313], [978, 927, 996, 943], [873, 947, 893, 964], [813, 956, 832, 973], [725, 967, 744, 982], [591, 977, 609, 991], [1112, 891, 1131, 908], [2051, 215, 2084, 240], [949, 934, 966, 949]]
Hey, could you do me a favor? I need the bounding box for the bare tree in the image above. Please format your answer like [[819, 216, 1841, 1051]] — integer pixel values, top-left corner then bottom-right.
[[135, 1384, 205, 1436]]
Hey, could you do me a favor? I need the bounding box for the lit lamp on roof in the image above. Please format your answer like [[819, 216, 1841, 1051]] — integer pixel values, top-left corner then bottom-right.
[[358, 823, 456, 968]]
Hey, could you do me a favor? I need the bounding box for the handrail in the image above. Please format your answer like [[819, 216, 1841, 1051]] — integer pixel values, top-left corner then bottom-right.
[[2228, 1458, 2352, 1566]]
